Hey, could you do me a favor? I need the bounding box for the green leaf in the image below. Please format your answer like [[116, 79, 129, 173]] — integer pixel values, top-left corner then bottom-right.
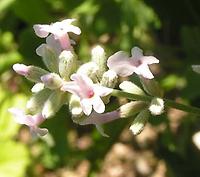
[[12, 0, 51, 24], [0, 0, 15, 18]]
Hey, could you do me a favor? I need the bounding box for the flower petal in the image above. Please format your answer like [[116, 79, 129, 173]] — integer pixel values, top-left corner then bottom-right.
[[70, 74, 94, 98], [36, 44, 46, 56], [32, 114, 45, 125], [80, 99, 93, 115], [71, 73, 93, 87], [61, 19, 81, 34], [107, 51, 135, 77], [131, 47, 143, 59], [93, 84, 113, 97], [46, 35, 62, 55], [61, 81, 82, 98], [8, 108, 35, 126], [135, 64, 154, 79], [141, 56, 159, 65], [33, 25, 51, 38], [92, 96, 105, 114]]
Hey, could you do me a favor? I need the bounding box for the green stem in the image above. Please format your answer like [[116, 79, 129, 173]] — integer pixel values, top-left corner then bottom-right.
[[111, 89, 200, 115]]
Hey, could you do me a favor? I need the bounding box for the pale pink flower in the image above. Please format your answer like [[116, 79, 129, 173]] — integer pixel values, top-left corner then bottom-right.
[[61, 73, 112, 115], [33, 19, 81, 50], [107, 47, 159, 79], [8, 108, 48, 136]]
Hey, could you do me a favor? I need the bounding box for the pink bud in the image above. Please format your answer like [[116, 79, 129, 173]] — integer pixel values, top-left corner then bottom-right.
[[13, 64, 29, 76], [41, 73, 63, 89]]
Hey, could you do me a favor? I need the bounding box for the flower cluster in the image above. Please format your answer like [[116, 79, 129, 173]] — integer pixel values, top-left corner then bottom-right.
[[9, 19, 163, 137]]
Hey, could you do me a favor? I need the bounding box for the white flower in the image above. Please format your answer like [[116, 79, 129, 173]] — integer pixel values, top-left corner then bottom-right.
[[33, 19, 81, 50], [107, 47, 159, 79], [61, 73, 112, 115]]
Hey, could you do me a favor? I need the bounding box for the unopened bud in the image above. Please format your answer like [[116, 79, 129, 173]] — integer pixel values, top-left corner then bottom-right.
[[13, 63, 49, 83], [42, 91, 63, 118], [101, 70, 118, 88], [36, 44, 59, 73], [31, 83, 45, 93], [119, 81, 145, 95], [140, 77, 163, 97], [27, 88, 52, 113], [149, 97, 164, 115], [58, 50, 77, 80], [192, 131, 200, 150], [100, 70, 118, 103], [77, 62, 99, 82], [129, 109, 149, 135], [120, 101, 147, 118], [192, 65, 200, 74], [69, 94, 83, 117], [41, 73, 63, 89], [13, 64, 29, 76], [91, 45, 106, 78]]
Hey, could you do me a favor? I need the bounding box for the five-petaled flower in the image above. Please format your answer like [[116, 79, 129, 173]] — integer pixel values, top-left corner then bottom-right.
[[61, 73, 113, 115], [107, 47, 159, 79], [33, 19, 81, 50], [8, 108, 48, 136]]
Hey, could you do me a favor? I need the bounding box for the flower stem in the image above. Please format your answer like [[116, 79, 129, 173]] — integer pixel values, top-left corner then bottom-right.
[[111, 89, 200, 115]]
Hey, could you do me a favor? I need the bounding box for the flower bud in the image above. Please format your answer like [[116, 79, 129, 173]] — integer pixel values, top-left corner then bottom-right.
[[58, 50, 77, 80], [41, 73, 63, 89], [100, 70, 118, 104], [42, 91, 63, 118], [120, 101, 147, 118], [192, 65, 200, 74], [13, 63, 49, 83], [13, 63, 29, 76], [36, 44, 59, 73], [27, 88, 52, 113], [91, 45, 106, 78], [149, 97, 164, 115], [140, 77, 163, 97], [31, 83, 45, 93], [69, 94, 83, 117], [129, 109, 149, 135], [77, 62, 99, 82], [192, 131, 200, 150], [119, 81, 145, 95], [100, 70, 118, 88]]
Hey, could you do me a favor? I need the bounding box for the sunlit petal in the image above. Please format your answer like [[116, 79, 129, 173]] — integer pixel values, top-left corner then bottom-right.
[[81, 99, 93, 116], [107, 51, 135, 77], [33, 24, 50, 38], [92, 96, 105, 114], [93, 84, 113, 97]]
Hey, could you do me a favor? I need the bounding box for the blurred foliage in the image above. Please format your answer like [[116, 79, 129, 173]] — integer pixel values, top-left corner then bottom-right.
[[1, 0, 200, 177]]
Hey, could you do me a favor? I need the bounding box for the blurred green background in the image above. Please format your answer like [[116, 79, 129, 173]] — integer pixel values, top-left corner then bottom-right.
[[1, 0, 200, 177]]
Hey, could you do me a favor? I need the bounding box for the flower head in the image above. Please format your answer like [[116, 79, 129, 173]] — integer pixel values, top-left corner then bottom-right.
[[61, 73, 112, 115], [33, 19, 81, 50], [107, 47, 159, 79], [8, 108, 48, 136]]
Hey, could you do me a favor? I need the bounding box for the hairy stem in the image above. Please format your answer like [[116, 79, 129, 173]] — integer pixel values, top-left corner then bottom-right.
[[111, 89, 200, 115]]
